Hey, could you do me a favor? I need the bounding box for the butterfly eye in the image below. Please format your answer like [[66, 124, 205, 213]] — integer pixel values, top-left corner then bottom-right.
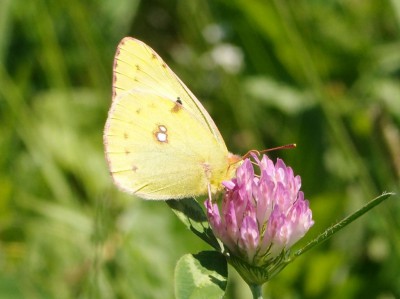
[[176, 97, 182, 105]]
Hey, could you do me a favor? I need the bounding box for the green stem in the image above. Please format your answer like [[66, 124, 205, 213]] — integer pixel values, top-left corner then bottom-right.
[[249, 284, 263, 299], [292, 192, 394, 260]]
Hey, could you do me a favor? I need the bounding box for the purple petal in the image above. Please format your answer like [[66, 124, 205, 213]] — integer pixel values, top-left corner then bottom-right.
[[239, 216, 259, 261]]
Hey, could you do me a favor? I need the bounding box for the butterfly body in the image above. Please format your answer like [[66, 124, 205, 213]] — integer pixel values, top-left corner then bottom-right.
[[104, 37, 239, 200]]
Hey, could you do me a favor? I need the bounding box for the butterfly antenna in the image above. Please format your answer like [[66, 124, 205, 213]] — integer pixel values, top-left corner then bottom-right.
[[242, 143, 297, 160]]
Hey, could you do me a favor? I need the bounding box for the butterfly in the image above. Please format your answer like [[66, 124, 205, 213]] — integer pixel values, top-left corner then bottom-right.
[[104, 37, 240, 200]]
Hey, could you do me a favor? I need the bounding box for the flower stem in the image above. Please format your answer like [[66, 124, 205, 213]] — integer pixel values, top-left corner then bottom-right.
[[249, 284, 263, 299], [292, 192, 394, 260]]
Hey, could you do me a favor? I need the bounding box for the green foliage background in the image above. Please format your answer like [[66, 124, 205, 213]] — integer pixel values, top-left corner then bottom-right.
[[1, 0, 399, 298]]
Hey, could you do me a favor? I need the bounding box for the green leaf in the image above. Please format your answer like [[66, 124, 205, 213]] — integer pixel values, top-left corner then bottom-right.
[[167, 198, 221, 250], [175, 251, 228, 299]]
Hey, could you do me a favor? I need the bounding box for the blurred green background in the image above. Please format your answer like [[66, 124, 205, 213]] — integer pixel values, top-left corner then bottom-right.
[[1, 0, 399, 298]]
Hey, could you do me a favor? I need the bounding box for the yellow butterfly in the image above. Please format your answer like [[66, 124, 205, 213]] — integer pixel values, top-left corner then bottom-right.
[[104, 37, 240, 200]]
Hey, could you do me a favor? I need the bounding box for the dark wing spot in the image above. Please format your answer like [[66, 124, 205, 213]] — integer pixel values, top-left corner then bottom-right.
[[124, 132, 129, 139], [132, 165, 138, 172], [135, 64, 140, 71], [125, 149, 131, 155], [136, 108, 141, 114], [171, 98, 183, 113], [162, 63, 167, 68], [151, 53, 157, 59]]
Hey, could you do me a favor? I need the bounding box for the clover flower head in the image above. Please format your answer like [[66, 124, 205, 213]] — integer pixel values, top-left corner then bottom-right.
[[205, 154, 314, 266]]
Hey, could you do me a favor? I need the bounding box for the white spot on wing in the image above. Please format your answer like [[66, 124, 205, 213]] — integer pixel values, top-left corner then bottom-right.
[[157, 132, 167, 142], [154, 125, 168, 143]]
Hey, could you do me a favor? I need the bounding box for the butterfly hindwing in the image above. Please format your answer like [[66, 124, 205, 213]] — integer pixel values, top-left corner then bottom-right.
[[104, 91, 229, 200]]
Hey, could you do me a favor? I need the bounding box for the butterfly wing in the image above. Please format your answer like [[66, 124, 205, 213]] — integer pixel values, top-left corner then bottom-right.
[[104, 90, 229, 200], [112, 37, 226, 147], [105, 37, 240, 200]]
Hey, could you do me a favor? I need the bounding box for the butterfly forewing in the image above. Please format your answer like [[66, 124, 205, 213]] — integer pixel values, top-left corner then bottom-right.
[[104, 91, 229, 200], [113, 37, 226, 147]]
